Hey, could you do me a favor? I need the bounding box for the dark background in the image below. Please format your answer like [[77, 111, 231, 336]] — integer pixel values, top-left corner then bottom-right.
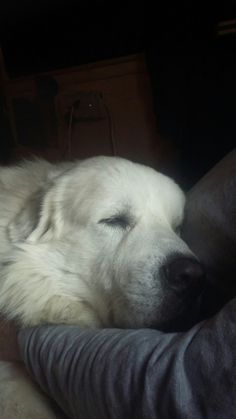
[[0, 1, 236, 187]]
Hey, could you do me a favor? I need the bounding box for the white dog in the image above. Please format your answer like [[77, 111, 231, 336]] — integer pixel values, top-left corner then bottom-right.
[[0, 156, 204, 418]]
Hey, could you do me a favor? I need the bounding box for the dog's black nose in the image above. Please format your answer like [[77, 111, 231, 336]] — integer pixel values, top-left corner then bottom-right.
[[163, 257, 205, 297]]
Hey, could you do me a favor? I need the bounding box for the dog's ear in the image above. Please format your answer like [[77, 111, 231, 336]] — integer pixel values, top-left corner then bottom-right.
[[8, 192, 42, 242], [8, 186, 65, 243]]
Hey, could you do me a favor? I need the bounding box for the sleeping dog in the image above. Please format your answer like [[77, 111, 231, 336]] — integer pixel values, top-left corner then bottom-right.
[[0, 156, 204, 418]]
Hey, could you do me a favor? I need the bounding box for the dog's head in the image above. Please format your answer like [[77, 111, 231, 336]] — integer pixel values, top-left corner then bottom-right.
[[4, 157, 204, 330]]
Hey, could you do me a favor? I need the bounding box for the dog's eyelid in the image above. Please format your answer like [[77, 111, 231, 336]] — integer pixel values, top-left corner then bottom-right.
[[99, 214, 132, 229]]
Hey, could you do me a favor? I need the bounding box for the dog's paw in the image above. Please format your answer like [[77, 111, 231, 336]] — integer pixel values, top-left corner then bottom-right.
[[39, 295, 102, 327]]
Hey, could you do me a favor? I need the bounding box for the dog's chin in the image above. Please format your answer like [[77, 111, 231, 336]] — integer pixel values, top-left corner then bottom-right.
[[150, 294, 204, 333], [112, 293, 204, 332], [159, 279, 234, 333]]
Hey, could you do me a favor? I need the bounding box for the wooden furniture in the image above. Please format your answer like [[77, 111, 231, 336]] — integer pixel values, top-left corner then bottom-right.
[[0, 52, 160, 167]]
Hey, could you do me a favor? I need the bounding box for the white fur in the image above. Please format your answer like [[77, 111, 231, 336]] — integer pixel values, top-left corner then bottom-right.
[[0, 156, 193, 418]]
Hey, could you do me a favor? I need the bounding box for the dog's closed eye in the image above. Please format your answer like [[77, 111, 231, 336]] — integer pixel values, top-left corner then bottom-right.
[[99, 214, 131, 230]]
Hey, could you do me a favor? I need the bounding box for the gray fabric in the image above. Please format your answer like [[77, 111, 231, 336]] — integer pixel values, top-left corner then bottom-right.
[[182, 148, 236, 319], [182, 148, 236, 294], [19, 297, 236, 419]]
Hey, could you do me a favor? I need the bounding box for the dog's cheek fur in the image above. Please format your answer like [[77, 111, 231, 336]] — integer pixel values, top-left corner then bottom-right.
[[0, 241, 104, 327]]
